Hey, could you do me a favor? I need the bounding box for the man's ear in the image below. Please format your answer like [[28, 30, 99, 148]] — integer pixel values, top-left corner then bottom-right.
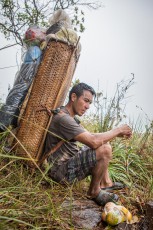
[[71, 93, 77, 102]]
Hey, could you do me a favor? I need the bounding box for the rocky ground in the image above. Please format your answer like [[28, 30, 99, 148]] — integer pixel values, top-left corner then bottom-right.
[[61, 198, 152, 230]]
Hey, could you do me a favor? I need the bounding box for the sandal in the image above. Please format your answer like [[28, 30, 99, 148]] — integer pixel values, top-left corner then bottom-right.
[[92, 190, 119, 206], [101, 182, 125, 191]]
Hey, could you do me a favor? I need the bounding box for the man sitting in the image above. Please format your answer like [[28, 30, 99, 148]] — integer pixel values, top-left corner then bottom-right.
[[44, 83, 132, 206]]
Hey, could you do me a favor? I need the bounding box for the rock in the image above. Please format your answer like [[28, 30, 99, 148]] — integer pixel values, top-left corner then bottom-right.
[[62, 198, 102, 229], [146, 201, 153, 230]]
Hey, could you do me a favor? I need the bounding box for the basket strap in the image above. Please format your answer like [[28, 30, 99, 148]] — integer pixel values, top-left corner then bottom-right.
[[36, 105, 52, 116], [39, 140, 64, 164], [36, 105, 61, 116], [38, 107, 66, 165]]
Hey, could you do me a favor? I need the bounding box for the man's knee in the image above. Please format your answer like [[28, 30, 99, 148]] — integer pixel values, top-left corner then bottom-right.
[[96, 143, 112, 161]]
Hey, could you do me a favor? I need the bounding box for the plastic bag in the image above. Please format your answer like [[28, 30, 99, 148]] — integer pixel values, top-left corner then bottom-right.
[[0, 63, 39, 131], [23, 25, 46, 47], [47, 9, 72, 36], [46, 9, 81, 54], [23, 46, 42, 64], [48, 9, 72, 28]]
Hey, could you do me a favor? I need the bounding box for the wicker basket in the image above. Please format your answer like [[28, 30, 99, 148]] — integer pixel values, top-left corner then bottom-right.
[[14, 39, 79, 167]]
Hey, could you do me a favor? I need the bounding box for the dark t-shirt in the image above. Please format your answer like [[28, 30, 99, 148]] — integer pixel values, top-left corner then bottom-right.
[[44, 107, 85, 166]]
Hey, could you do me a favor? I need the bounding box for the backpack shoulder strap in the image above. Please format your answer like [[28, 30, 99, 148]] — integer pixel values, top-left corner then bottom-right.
[[39, 109, 67, 165], [39, 140, 64, 165]]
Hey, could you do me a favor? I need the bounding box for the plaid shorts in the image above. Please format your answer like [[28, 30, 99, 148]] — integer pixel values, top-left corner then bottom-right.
[[48, 146, 97, 184]]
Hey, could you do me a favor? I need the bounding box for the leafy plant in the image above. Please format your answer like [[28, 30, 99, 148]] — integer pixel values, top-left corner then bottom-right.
[[0, 0, 102, 46]]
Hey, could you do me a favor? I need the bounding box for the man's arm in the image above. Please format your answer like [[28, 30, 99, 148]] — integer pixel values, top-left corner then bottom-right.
[[74, 124, 132, 149]]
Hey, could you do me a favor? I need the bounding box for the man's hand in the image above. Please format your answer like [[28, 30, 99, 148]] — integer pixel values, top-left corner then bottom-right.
[[117, 124, 132, 138]]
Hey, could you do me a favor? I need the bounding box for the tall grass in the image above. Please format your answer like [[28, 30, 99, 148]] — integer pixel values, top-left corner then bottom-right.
[[0, 145, 77, 229], [0, 77, 153, 228], [81, 77, 153, 208], [93, 76, 135, 132]]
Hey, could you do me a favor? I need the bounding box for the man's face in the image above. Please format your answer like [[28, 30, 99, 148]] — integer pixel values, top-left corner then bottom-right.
[[72, 90, 93, 116]]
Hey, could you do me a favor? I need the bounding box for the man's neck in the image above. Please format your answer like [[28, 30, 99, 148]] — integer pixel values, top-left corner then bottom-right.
[[65, 104, 75, 117]]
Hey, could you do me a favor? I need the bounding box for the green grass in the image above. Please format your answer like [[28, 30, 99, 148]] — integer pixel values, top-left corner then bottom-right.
[[1, 121, 153, 229], [0, 78, 153, 229], [0, 140, 72, 229]]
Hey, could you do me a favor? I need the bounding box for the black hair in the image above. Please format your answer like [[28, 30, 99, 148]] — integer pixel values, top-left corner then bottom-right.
[[69, 82, 96, 101]]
